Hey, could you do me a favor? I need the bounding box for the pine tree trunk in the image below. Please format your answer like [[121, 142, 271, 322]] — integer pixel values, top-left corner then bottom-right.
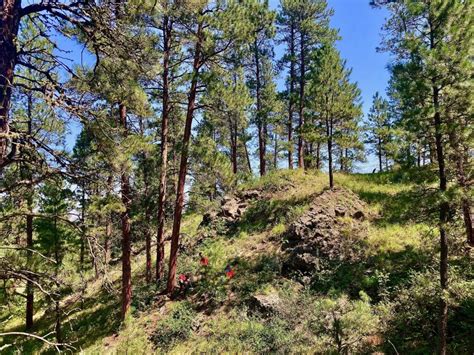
[[254, 38, 265, 177], [428, 13, 449, 350], [80, 187, 86, 269], [25, 93, 34, 330], [25, 212, 34, 330], [297, 33, 305, 169], [0, 0, 20, 169], [53, 217, 62, 344], [339, 149, 343, 171], [104, 174, 113, 266], [288, 21, 295, 169], [378, 138, 383, 172], [119, 104, 132, 320], [326, 116, 334, 189], [55, 299, 61, 344], [230, 120, 238, 174], [156, 14, 172, 282], [143, 158, 152, 284], [316, 142, 321, 170], [243, 130, 252, 174], [166, 22, 203, 293], [448, 126, 473, 245], [274, 132, 278, 169], [433, 84, 449, 355]]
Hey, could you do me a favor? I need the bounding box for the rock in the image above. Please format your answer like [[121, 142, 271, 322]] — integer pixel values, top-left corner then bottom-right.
[[200, 211, 218, 227], [283, 187, 368, 273], [249, 293, 283, 316], [238, 189, 261, 200], [221, 196, 241, 220]]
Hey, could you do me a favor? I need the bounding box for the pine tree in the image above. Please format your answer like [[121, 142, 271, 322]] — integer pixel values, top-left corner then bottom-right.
[[366, 92, 392, 172], [374, 1, 473, 351], [35, 179, 75, 344], [308, 44, 362, 188]]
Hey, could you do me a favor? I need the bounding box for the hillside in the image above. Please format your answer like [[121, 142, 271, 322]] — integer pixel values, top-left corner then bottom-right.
[[2, 169, 473, 353]]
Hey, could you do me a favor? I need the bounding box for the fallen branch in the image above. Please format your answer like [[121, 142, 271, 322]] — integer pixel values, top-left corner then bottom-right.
[[0, 331, 76, 352]]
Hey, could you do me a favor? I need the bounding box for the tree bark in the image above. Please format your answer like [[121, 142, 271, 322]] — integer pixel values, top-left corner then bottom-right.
[[156, 14, 172, 282], [254, 38, 265, 177], [0, 0, 21, 169], [119, 104, 132, 320], [166, 22, 202, 293]]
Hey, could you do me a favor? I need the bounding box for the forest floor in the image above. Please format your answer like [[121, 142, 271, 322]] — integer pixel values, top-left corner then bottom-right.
[[2, 168, 473, 353]]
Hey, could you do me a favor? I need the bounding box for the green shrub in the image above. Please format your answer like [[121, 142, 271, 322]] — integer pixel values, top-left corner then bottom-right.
[[380, 268, 474, 353], [151, 301, 197, 350], [308, 292, 380, 353]]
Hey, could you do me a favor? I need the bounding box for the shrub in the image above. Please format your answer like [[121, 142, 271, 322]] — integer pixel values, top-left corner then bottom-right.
[[150, 301, 197, 350], [308, 292, 380, 353]]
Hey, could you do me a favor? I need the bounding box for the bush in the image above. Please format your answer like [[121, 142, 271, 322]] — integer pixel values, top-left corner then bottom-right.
[[150, 301, 197, 350], [380, 268, 474, 353], [308, 292, 380, 353]]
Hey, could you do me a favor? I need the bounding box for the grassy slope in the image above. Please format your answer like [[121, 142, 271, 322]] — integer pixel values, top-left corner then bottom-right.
[[2, 169, 472, 353]]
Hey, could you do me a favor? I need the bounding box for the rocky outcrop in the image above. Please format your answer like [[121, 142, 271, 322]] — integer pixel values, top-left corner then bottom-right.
[[249, 292, 283, 316], [195, 190, 263, 248], [284, 187, 368, 273], [200, 189, 262, 228]]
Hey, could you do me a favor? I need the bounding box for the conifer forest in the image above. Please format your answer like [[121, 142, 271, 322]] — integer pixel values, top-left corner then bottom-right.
[[0, 0, 472, 353]]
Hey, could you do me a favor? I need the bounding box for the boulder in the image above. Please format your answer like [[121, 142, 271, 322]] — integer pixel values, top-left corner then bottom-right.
[[284, 187, 368, 273], [249, 292, 283, 316]]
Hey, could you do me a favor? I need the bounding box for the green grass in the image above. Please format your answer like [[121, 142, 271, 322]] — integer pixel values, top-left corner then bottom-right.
[[2, 168, 472, 354]]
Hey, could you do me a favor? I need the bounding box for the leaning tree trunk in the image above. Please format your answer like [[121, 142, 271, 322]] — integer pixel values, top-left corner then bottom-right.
[[119, 104, 132, 320], [166, 22, 203, 294], [0, 0, 21, 169], [156, 14, 172, 281]]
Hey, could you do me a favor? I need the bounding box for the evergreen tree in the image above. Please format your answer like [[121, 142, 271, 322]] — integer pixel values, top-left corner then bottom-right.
[[365, 92, 392, 172], [373, 1, 473, 351], [308, 44, 362, 188]]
